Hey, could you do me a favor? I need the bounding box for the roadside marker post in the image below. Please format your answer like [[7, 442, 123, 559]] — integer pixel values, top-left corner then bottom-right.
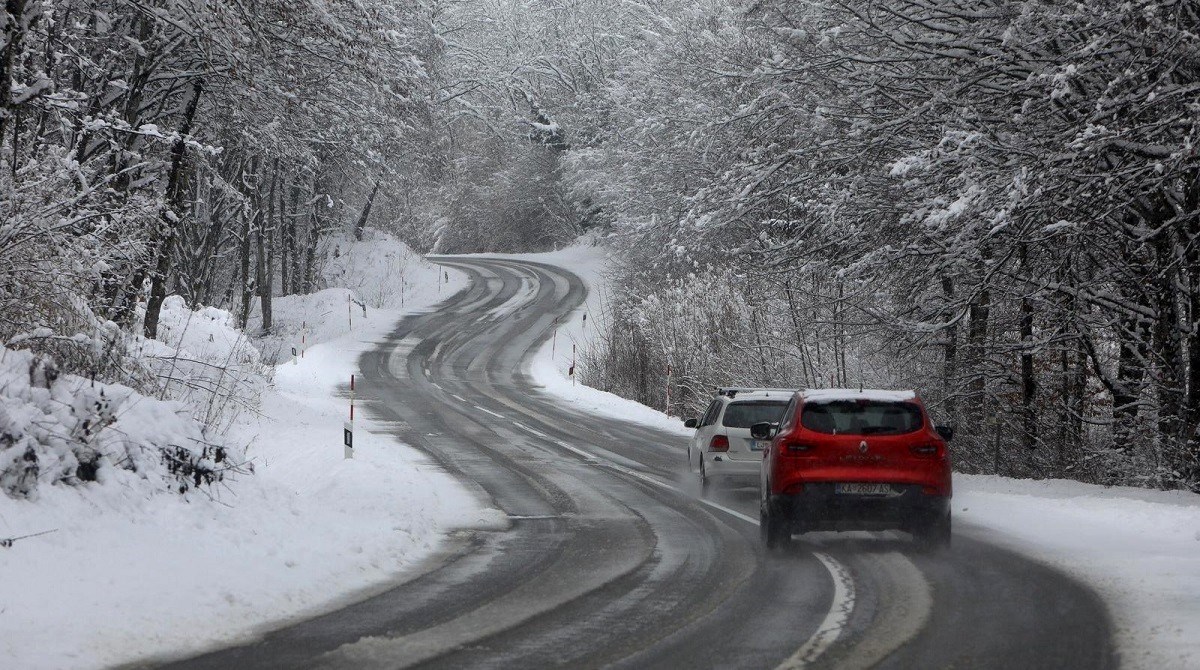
[[570, 344, 576, 387], [345, 374, 355, 459], [291, 346, 298, 365], [348, 293, 353, 331]]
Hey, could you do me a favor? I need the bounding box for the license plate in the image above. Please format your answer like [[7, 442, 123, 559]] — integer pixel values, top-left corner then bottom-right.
[[751, 440, 770, 451], [836, 483, 894, 496]]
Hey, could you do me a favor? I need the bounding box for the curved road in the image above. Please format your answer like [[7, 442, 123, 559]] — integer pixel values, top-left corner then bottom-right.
[[168, 258, 1115, 669]]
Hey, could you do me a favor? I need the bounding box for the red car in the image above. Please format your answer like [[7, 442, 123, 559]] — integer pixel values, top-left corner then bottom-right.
[[752, 389, 953, 549]]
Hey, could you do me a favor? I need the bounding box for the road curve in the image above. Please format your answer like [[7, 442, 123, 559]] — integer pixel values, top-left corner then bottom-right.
[[164, 257, 1115, 669]]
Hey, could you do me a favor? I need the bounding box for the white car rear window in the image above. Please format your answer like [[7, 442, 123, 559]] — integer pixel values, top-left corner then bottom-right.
[[722, 401, 788, 428]]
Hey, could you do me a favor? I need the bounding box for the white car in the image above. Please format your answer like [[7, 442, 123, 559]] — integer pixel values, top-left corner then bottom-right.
[[685, 388, 795, 487]]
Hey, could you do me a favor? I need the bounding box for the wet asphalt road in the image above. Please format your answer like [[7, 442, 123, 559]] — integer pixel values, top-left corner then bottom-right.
[[161, 257, 1115, 670]]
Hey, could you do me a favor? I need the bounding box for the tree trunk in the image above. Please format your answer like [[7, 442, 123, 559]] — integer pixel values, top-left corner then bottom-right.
[[1113, 314, 1147, 453], [966, 283, 991, 435], [144, 79, 204, 339], [354, 179, 381, 241], [941, 276, 959, 425], [1057, 342, 1071, 477], [279, 170, 291, 296], [0, 0, 30, 146], [1019, 244, 1038, 462], [303, 189, 323, 294], [835, 280, 847, 387], [1184, 172, 1200, 488], [1152, 228, 1186, 485], [785, 278, 815, 387], [196, 174, 227, 305], [285, 174, 302, 294], [237, 159, 261, 329], [260, 161, 278, 333], [237, 207, 254, 328]]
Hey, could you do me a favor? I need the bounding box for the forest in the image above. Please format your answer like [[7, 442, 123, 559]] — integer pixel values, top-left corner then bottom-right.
[[2, 0, 1198, 490]]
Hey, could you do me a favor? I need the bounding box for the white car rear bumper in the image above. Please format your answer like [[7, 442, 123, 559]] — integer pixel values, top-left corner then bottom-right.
[[703, 455, 760, 477]]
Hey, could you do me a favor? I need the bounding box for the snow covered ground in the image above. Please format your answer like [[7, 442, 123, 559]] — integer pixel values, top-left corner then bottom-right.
[[513, 242, 1200, 670], [0, 231, 496, 669], [956, 476, 1200, 670]]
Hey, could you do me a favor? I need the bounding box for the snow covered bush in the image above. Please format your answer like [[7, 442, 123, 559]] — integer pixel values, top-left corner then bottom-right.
[[137, 296, 270, 435], [0, 148, 159, 392], [0, 345, 246, 499]]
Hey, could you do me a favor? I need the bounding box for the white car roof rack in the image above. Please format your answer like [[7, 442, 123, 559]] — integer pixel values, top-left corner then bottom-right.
[[715, 387, 798, 399]]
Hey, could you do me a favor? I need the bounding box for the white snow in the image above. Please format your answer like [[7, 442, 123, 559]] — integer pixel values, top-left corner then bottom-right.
[[0, 230, 497, 670], [514, 241, 1200, 670], [801, 388, 917, 403], [956, 475, 1200, 670], [138, 294, 268, 434]]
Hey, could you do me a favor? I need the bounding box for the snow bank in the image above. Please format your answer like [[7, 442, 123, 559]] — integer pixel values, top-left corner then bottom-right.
[[247, 229, 459, 364], [0, 344, 239, 499], [0, 229, 488, 669], [957, 476, 1200, 670], [249, 287, 369, 364], [322, 229, 445, 311], [137, 295, 268, 434]]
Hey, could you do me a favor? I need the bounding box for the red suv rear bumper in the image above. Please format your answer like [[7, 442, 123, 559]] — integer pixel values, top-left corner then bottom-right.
[[767, 483, 950, 533]]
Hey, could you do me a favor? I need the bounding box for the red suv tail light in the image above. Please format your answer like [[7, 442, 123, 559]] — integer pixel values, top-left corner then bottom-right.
[[709, 435, 730, 452], [910, 444, 940, 457]]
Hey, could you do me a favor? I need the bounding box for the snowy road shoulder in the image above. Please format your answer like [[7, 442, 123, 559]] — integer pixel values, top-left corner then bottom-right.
[[0, 236, 493, 670], [956, 475, 1200, 670]]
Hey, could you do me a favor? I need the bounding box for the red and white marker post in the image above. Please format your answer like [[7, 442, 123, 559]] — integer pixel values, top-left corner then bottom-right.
[[292, 321, 307, 365], [344, 374, 355, 459]]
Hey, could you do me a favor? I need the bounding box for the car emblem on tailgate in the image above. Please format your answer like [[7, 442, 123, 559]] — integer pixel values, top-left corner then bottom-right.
[[859, 441, 869, 454]]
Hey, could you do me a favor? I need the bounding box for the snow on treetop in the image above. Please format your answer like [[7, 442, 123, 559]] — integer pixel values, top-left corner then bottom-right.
[[801, 388, 917, 403]]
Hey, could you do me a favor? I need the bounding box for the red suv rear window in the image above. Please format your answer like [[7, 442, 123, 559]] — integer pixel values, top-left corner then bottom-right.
[[801, 400, 923, 435]]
